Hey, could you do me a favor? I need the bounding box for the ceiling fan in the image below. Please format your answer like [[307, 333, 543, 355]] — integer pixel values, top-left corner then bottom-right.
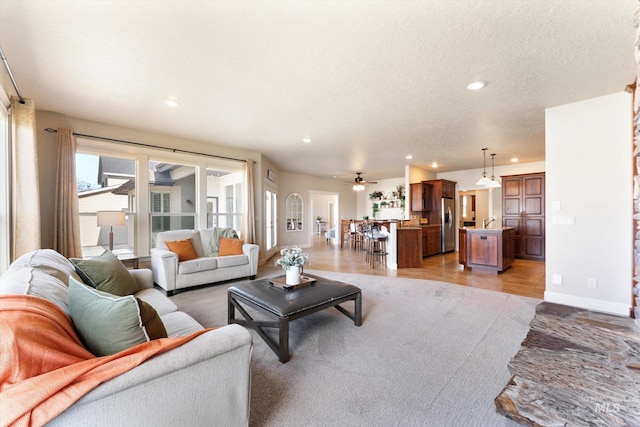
[[352, 172, 377, 191]]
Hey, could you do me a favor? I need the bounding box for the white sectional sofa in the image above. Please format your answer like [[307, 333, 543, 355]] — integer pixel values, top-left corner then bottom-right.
[[0, 249, 252, 426], [151, 228, 259, 296]]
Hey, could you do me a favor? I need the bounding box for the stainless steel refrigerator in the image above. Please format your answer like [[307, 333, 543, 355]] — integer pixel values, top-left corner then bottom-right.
[[441, 198, 455, 253]]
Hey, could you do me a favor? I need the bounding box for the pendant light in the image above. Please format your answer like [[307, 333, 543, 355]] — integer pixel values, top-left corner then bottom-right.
[[485, 153, 501, 188], [475, 148, 490, 185]]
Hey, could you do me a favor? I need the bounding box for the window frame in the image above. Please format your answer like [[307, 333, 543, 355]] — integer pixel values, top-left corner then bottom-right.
[[76, 139, 245, 257]]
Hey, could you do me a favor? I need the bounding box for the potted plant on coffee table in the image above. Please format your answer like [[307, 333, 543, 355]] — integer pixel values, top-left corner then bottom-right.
[[275, 246, 309, 285]]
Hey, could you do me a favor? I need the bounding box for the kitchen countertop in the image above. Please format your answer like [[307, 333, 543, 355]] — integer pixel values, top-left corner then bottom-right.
[[463, 227, 515, 233]]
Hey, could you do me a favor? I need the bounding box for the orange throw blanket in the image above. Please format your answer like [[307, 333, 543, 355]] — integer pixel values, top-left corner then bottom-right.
[[0, 295, 209, 427]]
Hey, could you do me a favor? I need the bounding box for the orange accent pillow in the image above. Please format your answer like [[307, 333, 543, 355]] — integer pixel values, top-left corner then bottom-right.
[[165, 238, 198, 261], [218, 237, 244, 256]]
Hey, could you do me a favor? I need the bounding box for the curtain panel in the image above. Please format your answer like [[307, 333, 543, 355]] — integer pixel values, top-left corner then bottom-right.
[[53, 128, 82, 258], [10, 96, 41, 260]]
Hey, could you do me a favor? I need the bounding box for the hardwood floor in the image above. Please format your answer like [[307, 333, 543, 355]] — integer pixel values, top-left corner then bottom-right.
[[263, 234, 545, 300]]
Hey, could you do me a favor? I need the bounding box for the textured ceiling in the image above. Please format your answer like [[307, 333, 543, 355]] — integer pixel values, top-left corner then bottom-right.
[[0, 1, 636, 182]]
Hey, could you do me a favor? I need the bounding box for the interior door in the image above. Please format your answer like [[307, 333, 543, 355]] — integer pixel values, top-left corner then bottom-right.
[[501, 173, 545, 260], [265, 189, 277, 251], [521, 174, 545, 260]]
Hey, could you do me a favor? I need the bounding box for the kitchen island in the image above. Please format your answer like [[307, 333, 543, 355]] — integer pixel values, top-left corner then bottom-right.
[[459, 227, 515, 274], [396, 227, 422, 268]]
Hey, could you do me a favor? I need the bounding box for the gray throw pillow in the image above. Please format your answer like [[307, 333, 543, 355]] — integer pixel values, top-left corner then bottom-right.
[[68, 277, 166, 356], [70, 250, 139, 296]]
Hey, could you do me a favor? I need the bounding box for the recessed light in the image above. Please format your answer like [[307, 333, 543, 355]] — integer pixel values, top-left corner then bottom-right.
[[511, 157, 519, 163], [302, 138, 312, 143], [164, 99, 180, 107], [432, 162, 438, 168], [405, 155, 413, 160], [467, 81, 487, 91]]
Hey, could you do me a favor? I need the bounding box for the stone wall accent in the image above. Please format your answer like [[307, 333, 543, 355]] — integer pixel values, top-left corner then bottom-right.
[[495, 302, 640, 426]]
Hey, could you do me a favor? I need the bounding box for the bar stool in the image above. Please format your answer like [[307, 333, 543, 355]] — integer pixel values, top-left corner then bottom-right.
[[364, 226, 387, 268], [368, 235, 388, 268]]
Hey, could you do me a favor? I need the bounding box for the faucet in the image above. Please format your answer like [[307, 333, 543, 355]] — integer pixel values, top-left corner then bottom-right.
[[482, 217, 496, 229]]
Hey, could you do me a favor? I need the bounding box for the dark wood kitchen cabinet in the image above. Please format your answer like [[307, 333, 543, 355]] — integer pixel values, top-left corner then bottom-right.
[[421, 225, 442, 258], [459, 227, 515, 273], [410, 182, 433, 212], [501, 173, 545, 261], [397, 228, 422, 268]]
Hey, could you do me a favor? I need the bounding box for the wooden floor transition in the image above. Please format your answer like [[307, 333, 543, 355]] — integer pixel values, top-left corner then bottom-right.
[[263, 234, 545, 300]]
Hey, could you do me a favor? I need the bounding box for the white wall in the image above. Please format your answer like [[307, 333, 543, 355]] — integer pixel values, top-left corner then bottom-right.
[[545, 91, 632, 316], [356, 177, 406, 220], [278, 172, 357, 248]]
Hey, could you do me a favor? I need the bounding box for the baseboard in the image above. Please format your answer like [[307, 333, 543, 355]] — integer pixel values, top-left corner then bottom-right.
[[544, 291, 631, 317]]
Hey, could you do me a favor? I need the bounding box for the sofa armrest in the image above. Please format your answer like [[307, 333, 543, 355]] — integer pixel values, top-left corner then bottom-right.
[[129, 268, 154, 289], [151, 248, 178, 293], [242, 243, 259, 276], [48, 324, 253, 427]]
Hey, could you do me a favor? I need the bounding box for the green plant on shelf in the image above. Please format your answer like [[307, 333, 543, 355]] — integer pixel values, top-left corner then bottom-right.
[[372, 202, 379, 218], [369, 191, 383, 200]]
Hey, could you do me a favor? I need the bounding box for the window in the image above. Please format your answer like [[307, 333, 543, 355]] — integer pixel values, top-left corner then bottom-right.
[[75, 153, 135, 257], [149, 160, 196, 246], [75, 141, 247, 256], [150, 191, 171, 232], [207, 167, 243, 234]]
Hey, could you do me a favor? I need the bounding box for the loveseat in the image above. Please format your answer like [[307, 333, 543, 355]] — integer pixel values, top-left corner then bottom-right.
[[0, 249, 252, 426], [151, 228, 259, 295]]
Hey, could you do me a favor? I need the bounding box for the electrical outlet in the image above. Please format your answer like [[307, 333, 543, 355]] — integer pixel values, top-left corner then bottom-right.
[[552, 274, 562, 285], [587, 278, 597, 289]]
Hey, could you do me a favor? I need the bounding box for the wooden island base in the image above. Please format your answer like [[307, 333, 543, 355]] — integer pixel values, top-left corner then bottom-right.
[[459, 227, 515, 274]]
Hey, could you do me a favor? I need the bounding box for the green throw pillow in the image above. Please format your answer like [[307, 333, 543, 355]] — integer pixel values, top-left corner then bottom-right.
[[70, 250, 139, 296], [68, 277, 167, 356]]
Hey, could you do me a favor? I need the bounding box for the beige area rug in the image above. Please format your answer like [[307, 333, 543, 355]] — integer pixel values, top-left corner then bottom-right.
[[495, 302, 640, 426], [170, 270, 539, 426]]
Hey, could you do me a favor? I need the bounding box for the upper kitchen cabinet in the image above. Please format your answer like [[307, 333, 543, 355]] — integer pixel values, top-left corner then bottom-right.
[[441, 180, 456, 199], [419, 179, 457, 226], [410, 182, 433, 212], [501, 173, 545, 260]]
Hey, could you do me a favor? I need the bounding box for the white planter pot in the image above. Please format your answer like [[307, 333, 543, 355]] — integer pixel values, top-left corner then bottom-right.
[[285, 266, 301, 285]]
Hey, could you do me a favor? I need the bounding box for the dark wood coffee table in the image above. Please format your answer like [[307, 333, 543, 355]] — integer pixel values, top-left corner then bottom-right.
[[227, 273, 362, 363]]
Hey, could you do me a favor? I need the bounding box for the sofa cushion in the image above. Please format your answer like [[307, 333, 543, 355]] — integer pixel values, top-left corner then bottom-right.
[[0, 249, 80, 315], [68, 278, 166, 356], [0, 267, 71, 315], [178, 257, 218, 275], [216, 254, 249, 268], [70, 251, 139, 296], [160, 311, 205, 337], [218, 237, 244, 256], [165, 238, 199, 262], [135, 288, 178, 315]]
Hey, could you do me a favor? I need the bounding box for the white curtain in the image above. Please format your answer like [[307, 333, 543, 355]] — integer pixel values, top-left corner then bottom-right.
[[53, 128, 82, 258], [242, 160, 256, 244], [10, 96, 41, 260]]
